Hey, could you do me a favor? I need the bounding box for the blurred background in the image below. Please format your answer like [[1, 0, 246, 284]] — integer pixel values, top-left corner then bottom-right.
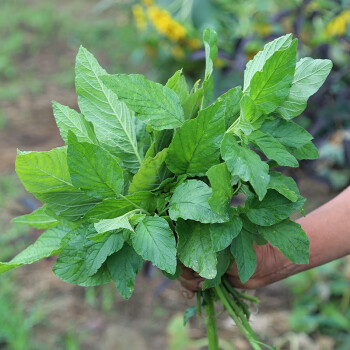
[[0, 0, 349, 349]]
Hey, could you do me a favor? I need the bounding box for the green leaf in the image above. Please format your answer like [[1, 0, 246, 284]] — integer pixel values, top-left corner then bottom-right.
[[176, 219, 217, 279], [203, 248, 231, 289], [260, 118, 313, 149], [107, 243, 143, 299], [241, 218, 268, 246], [289, 142, 319, 160], [203, 28, 218, 79], [276, 58, 332, 119], [249, 130, 298, 167], [67, 133, 124, 199], [166, 102, 225, 176], [145, 129, 173, 160], [53, 225, 123, 286], [246, 190, 305, 226], [132, 216, 176, 274], [101, 74, 185, 130], [202, 27, 218, 107], [258, 219, 309, 264], [75, 46, 142, 173], [221, 133, 269, 200], [52, 101, 98, 144], [16, 147, 74, 196], [129, 148, 170, 194], [16, 147, 99, 221], [183, 306, 197, 326], [12, 205, 59, 229], [169, 180, 225, 223], [182, 86, 203, 120], [135, 118, 151, 158], [239, 94, 263, 135], [244, 34, 293, 89], [210, 215, 243, 252], [249, 39, 297, 114], [206, 163, 233, 217], [85, 191, 156, 221], [216, 86, 243, 128], [93, 213, 135, 241], [230, 230, 257, 284], [166, 70, 189, 104], [268, 171, 300, 202], [45, 193, 99, 222], [85, 231, 125, 277], [153, 174, 187, 193], [0, 226, 70, 274]]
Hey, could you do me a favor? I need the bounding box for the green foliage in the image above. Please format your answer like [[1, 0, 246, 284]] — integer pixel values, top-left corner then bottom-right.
[[276, 58, 332, 120], [169, 180, 225, 223], [75, 46, 143, 173], [3, 28, 332, 348], [176, 219, 217, 279], [221, 133, 270, 200], [12, 205, 59, 229], [166, 101, 226, 176], [132, 216, 177, 274], [286, 259, 350, 349], [101, 74, 185, 130], [107, 243, 143, 299], [4, 28, 330, 290]]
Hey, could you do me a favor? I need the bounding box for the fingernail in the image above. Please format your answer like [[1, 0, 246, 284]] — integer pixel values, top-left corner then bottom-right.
[[182, 290, 190, 299], [198, 281, 204, 289]]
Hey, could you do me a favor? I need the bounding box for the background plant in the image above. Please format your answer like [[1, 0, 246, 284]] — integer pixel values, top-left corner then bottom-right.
[[131, 0, 350, 189], [285, 257, 350, 349]]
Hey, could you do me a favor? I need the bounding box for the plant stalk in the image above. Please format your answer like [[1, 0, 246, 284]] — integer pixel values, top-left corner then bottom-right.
[[221, 284, 258, 341], [223, 277, 259, 304], [215, 285, 262, 350], [203, 290, 219, 350]]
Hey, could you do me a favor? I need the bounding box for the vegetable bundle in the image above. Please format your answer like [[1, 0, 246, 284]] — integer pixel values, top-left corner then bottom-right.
[[1, 29, 331, 349]]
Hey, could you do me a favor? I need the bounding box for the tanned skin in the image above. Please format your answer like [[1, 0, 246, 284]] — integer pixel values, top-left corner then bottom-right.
[[179, 187, 350, 298]]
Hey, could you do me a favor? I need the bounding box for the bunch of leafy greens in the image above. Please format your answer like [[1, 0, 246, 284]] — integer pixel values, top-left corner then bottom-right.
[[1, 29, 331, 349]]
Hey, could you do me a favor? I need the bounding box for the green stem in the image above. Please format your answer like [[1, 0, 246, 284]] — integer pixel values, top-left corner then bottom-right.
[[221, 284, 258, 341], [226, 115, 241, 133], [203, 290, 219, 350], [223, 277, 259, 304], [215, 285, 262, 350], [119, 195, 150, 215], [158, 205, 170, 216], [223, 279, 250, 319]]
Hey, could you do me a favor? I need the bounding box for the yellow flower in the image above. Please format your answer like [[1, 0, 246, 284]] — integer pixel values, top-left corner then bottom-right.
[[214, 57, 227, 69], [187, 38, 201, 50], [254, 23, 272, 37], [147, 5, 186, 42], [171, 45, 185, 60], [326, 11, 350, 36], [306, 0, 321, 14], [132, 5, 147, 32], [142, 0, 154, 6]]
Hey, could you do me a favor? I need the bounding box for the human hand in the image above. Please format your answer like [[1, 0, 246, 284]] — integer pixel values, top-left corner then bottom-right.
[[177, 263, 205, 299], [178, 243, 290, 298]]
